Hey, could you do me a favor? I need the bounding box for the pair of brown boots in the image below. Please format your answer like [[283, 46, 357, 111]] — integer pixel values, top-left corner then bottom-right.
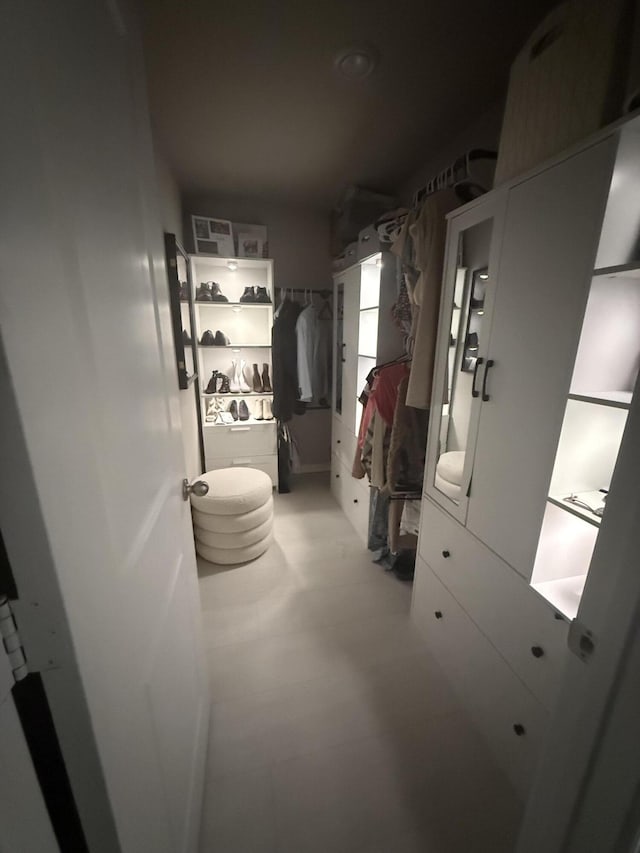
[[252, 363, 272, 393]]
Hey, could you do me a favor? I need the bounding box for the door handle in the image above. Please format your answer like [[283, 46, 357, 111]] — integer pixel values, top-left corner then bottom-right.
[[341, 343, 346, 363], [182, 479, 209, 501], [481, 359, 494, 402], [471, 357, 484, 398]]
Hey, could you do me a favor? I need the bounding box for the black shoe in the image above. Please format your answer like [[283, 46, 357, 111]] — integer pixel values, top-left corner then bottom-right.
[[239, 287, 256, 303], [261, 363, 272, 393], [229, 400, 239, 421], [238, 400, 250, 421], [183, 329, 191, 345], [204, 371, 219, 394], [200, 330, 215, 346], [218, 373, 230, 393], [196, 283, 213, 301], [465, 332, 478, 351], [252, 363, 263, 393], [210, 282, 228, 302], [213, 330, 230, 346], [179, 282, 190, 301], [255, 286, 271, 303], [470, 297, 484, 309]]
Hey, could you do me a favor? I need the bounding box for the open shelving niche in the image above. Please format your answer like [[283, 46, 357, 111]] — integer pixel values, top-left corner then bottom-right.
[[189, 254, 275, 428], [355, 253, 382, 434], [530, 138, 640, 619]]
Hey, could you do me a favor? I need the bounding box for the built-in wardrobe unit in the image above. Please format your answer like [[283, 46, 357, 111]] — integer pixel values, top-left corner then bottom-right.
[[331, 233, 403, 542], [413, 114, 640, 799], [190, 255, 278, 485]]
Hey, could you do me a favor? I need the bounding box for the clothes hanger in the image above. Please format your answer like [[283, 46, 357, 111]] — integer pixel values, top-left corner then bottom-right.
[[318, 297, 332, 320]]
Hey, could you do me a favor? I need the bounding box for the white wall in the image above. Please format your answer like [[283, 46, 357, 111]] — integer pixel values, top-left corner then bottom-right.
[[155, 149, 202, 480]]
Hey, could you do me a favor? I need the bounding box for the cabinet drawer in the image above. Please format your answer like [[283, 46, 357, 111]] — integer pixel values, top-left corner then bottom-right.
[[330, 452, 345, 504], [357, 224, 381, 260], [344, 475, 369, 544], [204, 454, 278, 486], [418, 497, 569, 710], [332, 414, 357, 468], [412, 557, 548, 799], [203, 422, 276, 458]]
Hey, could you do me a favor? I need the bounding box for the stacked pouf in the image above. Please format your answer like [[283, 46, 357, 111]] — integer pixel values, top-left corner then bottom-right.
[[190, 468, 274, 565], [434, 450, 465, 502]]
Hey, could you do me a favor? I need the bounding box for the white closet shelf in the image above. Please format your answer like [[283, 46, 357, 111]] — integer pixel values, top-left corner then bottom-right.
[[202, 392, 273, 398], [547, 493, 605, 527], [203, 418, 274, 428], [199, 344, 271, 349], [532, 575, 587, 620], [592, 262, 640, 278], [568, 391, 632, 409], [195, 302, 272, 308]]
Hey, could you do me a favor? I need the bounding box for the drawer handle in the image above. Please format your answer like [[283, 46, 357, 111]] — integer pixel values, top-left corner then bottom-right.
[[434, 611, 443, 620], [337, 439, 341, 444], [335, 474, 340, 479], [513, 723, 526, 737], [230, 427, 251, 432], [531, 645, 544, 658], [353, 498, 358, 504], [442, 550, 450, 558]]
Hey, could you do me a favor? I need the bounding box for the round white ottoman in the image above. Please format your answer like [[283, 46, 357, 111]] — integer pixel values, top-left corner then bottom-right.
[[435, 450, 465, 501], [190, 468, 273, 565]]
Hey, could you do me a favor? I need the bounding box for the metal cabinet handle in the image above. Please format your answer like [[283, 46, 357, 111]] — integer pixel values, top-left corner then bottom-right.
[[434, 611, 443, 620], [353, 499, 358, 504], [531, 645, 544, 658], [513, 723, 526, 737], [442, 550, 450, 558], [471, 357, 484, 398], [341, 343, 346, 363], [481, 359, 494, 402]]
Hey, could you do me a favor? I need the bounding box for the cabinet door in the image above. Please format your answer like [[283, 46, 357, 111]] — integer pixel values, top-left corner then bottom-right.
[[335, 264, 361, 436], [424, 193, 506, 523], [466, 138, 618, 577]]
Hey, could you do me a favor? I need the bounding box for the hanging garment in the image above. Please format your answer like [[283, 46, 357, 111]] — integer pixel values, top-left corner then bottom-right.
[[313, 316, 332, 406], [295, 303, 317, 403], [272, 299, 301, 422], [405, 189, 459, 409]]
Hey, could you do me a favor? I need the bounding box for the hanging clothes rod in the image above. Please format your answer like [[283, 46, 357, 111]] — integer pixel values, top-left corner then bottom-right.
[[275, 287, 332, 298], [412, 148, 497, 208]]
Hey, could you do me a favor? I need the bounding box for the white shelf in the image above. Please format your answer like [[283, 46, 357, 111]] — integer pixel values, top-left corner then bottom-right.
[[202, 392, 272, 398], [593, 263, 640, 278], [547, 492, 605, 528], [199, 344, 271, 349], [195, 302, 272, 308], [568, 391, 632, 409], [532, 575, 587, 620], [203, 418, 275, 427]]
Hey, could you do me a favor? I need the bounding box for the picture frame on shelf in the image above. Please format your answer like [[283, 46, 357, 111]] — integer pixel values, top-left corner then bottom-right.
[[192, 216, 235, 256], [238, 233, 264, 259]]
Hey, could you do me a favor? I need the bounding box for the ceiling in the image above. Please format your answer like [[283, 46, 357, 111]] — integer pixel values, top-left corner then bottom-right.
[[140, 0, 557, 210]]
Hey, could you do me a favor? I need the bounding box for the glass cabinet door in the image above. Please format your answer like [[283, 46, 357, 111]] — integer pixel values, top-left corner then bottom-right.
[[424, 198, 502, 520]]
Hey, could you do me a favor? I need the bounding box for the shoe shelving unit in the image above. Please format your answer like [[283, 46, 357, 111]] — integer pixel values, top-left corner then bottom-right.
[[189, 254, 278, 486]]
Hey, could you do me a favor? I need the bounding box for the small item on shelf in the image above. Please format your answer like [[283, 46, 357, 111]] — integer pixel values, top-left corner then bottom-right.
[[470, 297, 485, 309], [205, 399, 217, 422], [209, 282, 228, 302], [238, 360, 251, 393], [449, 333, 455, 347], [183, 329, 191, 345], [217, 373, 231, 394], [240, 286, 256, 303], [262, 398, 273, 420], [261, 363, 272, 393], [213, 330, 230, 346], [229, 360, 241, 393], [179, 282, 190, 301], [204, 370, 219, 394], [255, 286, 271, 304], [252, 363, 263, 393], [563, 492, 607, 518], [200, 330, 215, 346], [465, 331, 479, 350], [229, 400, 239, 421], [252, 398, 264, 420], [196, 283, 213, 302], [238, 400, 250, 421]]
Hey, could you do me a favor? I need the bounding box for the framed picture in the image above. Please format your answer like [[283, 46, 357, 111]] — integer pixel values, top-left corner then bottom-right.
[[191, 216, 235, 256], [238, 233, 264, 259]]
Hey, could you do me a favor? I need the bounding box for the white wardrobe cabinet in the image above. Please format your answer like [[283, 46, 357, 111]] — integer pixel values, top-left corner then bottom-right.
[[425, 136, 619, 578], [331, 248, 403, 542]]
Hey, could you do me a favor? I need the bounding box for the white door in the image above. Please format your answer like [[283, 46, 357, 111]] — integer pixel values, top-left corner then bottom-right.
[[466, 138, 618, 576], [0, 3, 208, 852], [0, 635, 58, 853]]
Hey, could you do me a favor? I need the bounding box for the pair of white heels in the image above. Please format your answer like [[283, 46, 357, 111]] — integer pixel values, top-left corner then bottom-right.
[[229, 359, 251, 393], [252, 398, 273, 421]]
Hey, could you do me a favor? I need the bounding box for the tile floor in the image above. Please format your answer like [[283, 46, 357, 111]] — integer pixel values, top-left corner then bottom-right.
[[197, 473, 523, 853]]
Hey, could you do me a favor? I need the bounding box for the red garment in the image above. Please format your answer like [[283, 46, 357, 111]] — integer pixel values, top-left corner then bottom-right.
[[373, 362, 409, 426]]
